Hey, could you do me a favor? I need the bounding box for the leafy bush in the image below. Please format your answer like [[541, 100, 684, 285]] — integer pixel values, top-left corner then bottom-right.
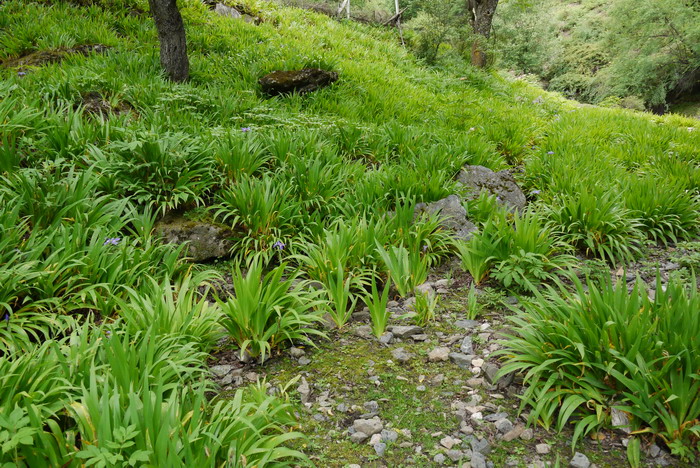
[[364, 278, 392, 339], [217, 257, 326, 362], [376, 242, 428, 297], [499, 274, 700, 456], [213, 173, 300, 257], [456, 208, 574, 289], [623, 177, 700, 245], [92, 132, 216, 216], [545, 190, 643, 265]]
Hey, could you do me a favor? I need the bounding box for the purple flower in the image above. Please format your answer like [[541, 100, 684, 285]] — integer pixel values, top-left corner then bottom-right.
[[105, 330, 112, 337], [103, 237, 121, 246], [547, 151, 555, 155], [530, 190, 541, 195], [422, 244, 428, 252], [2, 313, 9, 322], [17, 71, 26, 77], [272, 240, 285, 251], [496, 196, 502, 202], [241, 127, 251, 132]]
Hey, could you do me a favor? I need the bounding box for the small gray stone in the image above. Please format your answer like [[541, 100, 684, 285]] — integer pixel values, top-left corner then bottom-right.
[[449, 352, 475, 369], [484, 412, 508, 422], [648, 444, 661, 458], [348, 465, 361, 468], [415, 282, 435, 297], [447, 449, 464, 462], [210, 365, 234, 377], [337, 403, 348, 413], [470, 451, 487, 468], [389, 325, 424, 338], [495, 418, 513, 434], [374, 442, 387, 456], [502, 425, 524, 441], [350, 431, 368, 443], [429, 346, 451, 362], [471, 437, 491, 454], [414, 195, 477, 240], [483, 363, 513, 388], [391, 347, 413, 363], [353, 417, 383, 436], [434, 278, 452, 288], [381, 429, 398, 443], [433, 453, 447, 465], [416, 385, 426, 392], [312, 413, 326, 422], [297, 377, 311, 404], [353, 325, 373, 339], [569, 452, 590, 468], [520, 428, 534, 440], [298, 357, 311, 365], [461, 336, 474, 354], [364, 401, 379, 413], [378, 332, 394, 344], [535, 443, 550, 454], [455, 319, 480, 330], [611, 408, 631, 434], [289, 347, 305, 358], [411, 333, 429, 341]]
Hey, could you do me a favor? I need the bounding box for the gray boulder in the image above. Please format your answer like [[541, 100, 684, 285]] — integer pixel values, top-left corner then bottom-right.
[[214, 3, 241, 18], [457, 165, 526, 211], [414, 194, 477, 240], [155, 215, 232, 262], [259, 68, 338, 96]]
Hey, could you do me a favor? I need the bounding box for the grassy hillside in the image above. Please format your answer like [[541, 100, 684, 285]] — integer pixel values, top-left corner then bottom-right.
[[1, 0, 699, 466]]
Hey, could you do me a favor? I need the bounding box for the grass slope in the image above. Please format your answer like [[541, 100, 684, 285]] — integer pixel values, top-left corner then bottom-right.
[[1, 0, 699, 466]]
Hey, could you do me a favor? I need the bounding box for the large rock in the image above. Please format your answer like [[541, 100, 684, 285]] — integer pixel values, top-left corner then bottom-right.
[[414, 195, 477, 240], [259, 68, 338, 96], [457, 165, 526, 211], [214, 3, 258, 23], [155, 215, 233, 262], [215, 3, 241, 18]]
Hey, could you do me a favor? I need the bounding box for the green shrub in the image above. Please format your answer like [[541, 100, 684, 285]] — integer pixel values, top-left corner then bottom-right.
[[217, 257, 326, 362], [376, 242, 428, 297], [623, 177, 700, 245], [545, 190, 644, 265], [212, 173, 301, 257], [93, 132, 216, 216], [364, 278, 392, 339], [499, 274, 700, 456]]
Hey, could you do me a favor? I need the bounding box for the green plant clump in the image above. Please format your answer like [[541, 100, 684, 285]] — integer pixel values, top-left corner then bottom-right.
[[499, 275, 700, 458]]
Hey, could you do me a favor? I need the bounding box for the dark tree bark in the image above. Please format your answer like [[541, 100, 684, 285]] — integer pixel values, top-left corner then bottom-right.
[[149, 0, 189, 82], [467, 0, 499, 67]]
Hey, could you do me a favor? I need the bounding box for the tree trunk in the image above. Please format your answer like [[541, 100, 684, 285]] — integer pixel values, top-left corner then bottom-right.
[[467, 0, 499, 67], [149, 0, 189, 82]]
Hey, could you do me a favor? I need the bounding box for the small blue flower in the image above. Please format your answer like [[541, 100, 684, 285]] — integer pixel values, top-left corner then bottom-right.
[[2, 313, 9, 322], [105, 330, 112, 337], [17, 71, 26, 77], [272, 240, 285, 251], [241, 127, 251, 132], [547, 151, 555, 155], [103, 237, 121, 246], [530, 190, 541, 195], [422, 244, 428, 252]]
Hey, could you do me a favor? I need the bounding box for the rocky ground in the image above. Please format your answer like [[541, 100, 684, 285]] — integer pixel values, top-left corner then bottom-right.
[[206, 239, 699, 468]]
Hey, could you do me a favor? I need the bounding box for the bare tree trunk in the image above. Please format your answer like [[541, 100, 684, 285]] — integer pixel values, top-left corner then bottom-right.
[[149, 0, 189, 82], [467, 0, 499, 67]]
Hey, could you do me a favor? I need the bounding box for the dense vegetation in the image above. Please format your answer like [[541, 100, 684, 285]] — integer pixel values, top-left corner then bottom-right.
[[494, 0, 700, 114], [1, 0, 699, 465]]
